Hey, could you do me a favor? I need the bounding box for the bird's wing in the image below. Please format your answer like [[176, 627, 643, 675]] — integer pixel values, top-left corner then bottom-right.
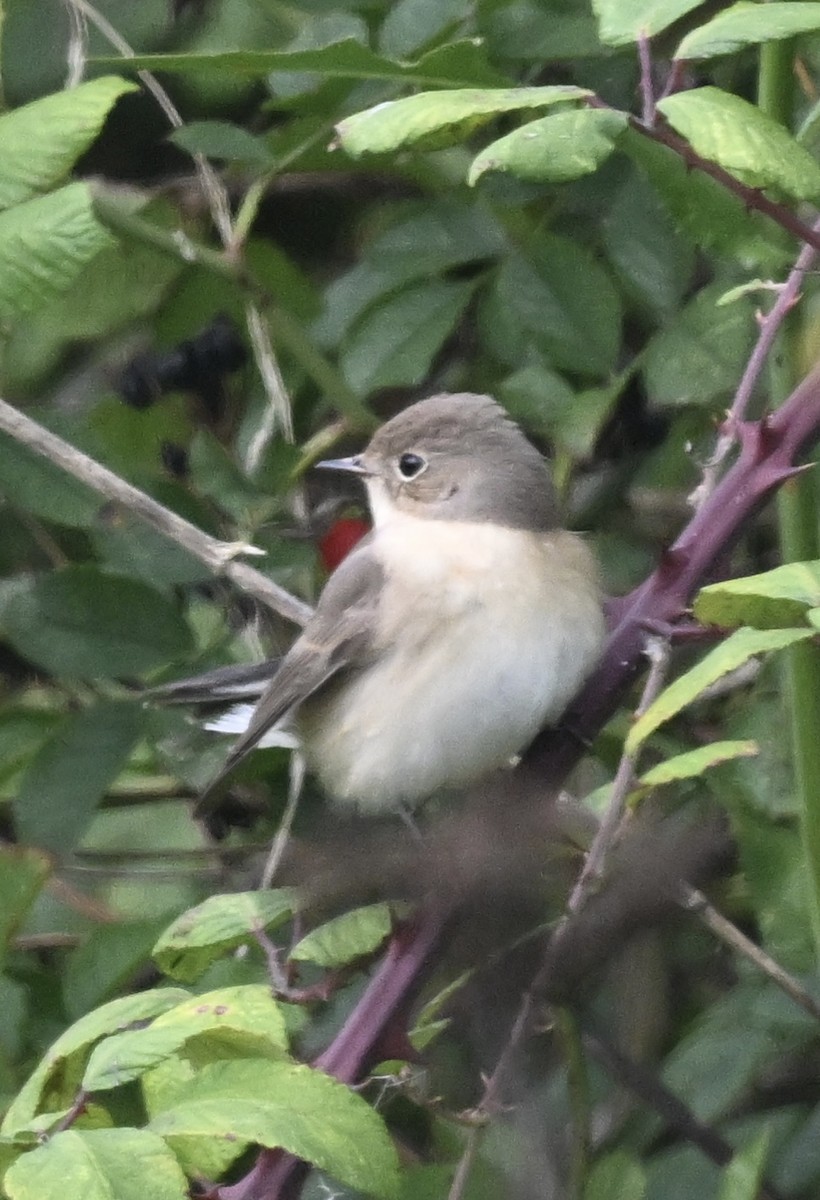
[[196, 538, 382, 813], [149, 659, 281, 705]]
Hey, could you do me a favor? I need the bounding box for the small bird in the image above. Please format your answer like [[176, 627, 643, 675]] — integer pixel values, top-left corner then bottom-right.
[[194, 393, 604, 818]]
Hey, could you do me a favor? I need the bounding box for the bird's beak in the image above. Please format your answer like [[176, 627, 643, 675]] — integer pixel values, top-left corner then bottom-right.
[[316, 455, 370, 476]]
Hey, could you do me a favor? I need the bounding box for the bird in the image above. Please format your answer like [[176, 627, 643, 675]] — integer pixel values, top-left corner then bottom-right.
[[188, 392, 605, 821]]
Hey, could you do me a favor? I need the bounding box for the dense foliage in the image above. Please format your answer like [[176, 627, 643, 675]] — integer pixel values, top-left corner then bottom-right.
[[1, 1, 820, 1198]]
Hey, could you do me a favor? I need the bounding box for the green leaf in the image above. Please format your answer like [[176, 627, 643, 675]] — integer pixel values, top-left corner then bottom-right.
[[622, 126, 786, 266], [168, 120, 274, 165], [661, 980, 814, 1124], [638, 740, 758, 789], [592, 0, 707, 46], [482, 236, 621, 376], [585, 1150, 646, 1200], [148, 1059, 399, 1199], [0, 183, 117, 321], [0, 77, 136, 211], [83, 984, 289, 1091], [290, 904, 392, 967], [315, 202, 503, 347], [469, 107, 627, 185], [335, 86, 589, 156], [657, 87, 820, 201], [0, 846, 51, 971], [379, 0, 467, 58], [1, 988, 190, 1135], [63, 919, 172, 1019], [626, 627, 815, 753], [0, 429, 101, 527], [602, 168, 695, 316], [4, 1128, 187, 1200], [677, 3, 820, 62], [13, 701, 145, 853], [695, 561, 820, 630], [341, 278, 476, 396], [0, 567, 194, 678], [152, 889, 297, 983], [728, 805, 815, 970], [717, 1131, 770, 1200], [96, 38, 509, 89], [642, 282, 755, 409]]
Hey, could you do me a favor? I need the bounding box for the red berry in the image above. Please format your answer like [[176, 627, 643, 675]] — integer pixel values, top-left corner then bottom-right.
[[319, 517, 369, 572]]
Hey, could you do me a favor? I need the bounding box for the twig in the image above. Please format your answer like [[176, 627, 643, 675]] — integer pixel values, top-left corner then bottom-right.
[[52, 1089, 89, 1133], [637, 31, 656, 126], [260, 753, 305, 889], [0, 397, 312, 627], [680, 884, 820, 1023], [62, 0, 87, 88], [446, 1126, 482, 1200], [566, 635, 670, 914]]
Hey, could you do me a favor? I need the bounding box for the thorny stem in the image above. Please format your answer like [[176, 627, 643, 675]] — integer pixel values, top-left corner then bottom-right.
[[691, 221, 820, 510]]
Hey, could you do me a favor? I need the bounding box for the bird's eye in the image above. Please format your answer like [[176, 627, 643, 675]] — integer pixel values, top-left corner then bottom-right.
[[397, 452, 427, 480]]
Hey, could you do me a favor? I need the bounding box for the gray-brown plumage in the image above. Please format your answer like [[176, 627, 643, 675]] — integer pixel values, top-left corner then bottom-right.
[[195, 392, 604, 820]]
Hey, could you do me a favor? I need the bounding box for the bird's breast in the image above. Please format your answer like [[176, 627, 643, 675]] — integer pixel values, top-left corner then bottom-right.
[[298, 516, 603, 811]]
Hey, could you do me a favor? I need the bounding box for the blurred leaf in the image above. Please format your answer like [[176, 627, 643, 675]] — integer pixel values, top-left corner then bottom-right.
[[728, 807, 814, 970], [483, 236, 621, 376], [100, 38, 509, 88], [486, 2, 606, 60], [661, 981, 815, 1124], [169, 120, 274, 164], [379, 0, 468, 58], [63, 919, 172, 1019], [602, 168, 695, 316], [585, 1151, 646, 1200], [2, 989, 190, 1135], [315, 201, 503, 347], [695, 561, 820, 630], [0, 710, 59, 789], [0, 183, 116, 321], [2, 219, 183, 392], [0, 846, 51, 971], [592, 0, 707, 46], [341, 278, 476, 396], [83, 984, 289, 1091], [0, 567, 194, 678], [153, 890, 297, 983], [290, 903, 392, 967], [657, 88, 820, 200], [4, 1128, 188, 1200], [677, 3, 820, 62], [14, 700, 145, 853], [627, 628, 815, 752], [499, 363, 625, 459], [0, 77, 136, 211], [470, 108, 627, 185], [148, 1059, 399, 1199], [0, 430, 100, 527], [622, 127, 786, 266], [638, 740, 758, 788], [643, 282, 755, 408], [91, 511, 209, 590], [723, 1125, 784, 1200], [336, 85, 588, 156]]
